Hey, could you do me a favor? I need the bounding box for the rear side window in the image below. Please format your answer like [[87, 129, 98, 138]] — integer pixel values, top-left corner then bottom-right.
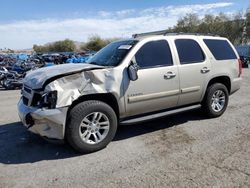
[[175, 39, 205, 64], [135, 40, 173, 68], [203, 39, 237, 60]]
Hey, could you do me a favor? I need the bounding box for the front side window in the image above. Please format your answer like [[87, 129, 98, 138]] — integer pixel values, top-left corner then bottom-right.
[[175, 39, 205, 64], [87, 40, 138, 67], [135, 40, 173, 68]]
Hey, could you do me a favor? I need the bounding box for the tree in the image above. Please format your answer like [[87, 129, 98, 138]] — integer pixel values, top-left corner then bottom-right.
[[245, 7, 250, 43], [81, 35, 120, 51], [174, 13, 200, 33], [33, 39, 76, 52], [230, 12, 244, 45], [168, 10, 249, 45], [83, 35, 109, 51], [52, 39, 76, 52]]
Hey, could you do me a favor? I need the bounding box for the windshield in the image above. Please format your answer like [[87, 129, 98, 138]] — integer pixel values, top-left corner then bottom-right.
[[87, 40, 138, 66]]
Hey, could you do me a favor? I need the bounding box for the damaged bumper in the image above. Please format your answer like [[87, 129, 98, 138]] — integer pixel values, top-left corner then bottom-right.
[[18, 97, 68, 140]]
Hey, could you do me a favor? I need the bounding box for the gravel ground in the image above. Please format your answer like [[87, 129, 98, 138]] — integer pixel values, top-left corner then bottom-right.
[[0, 70, 249, 188]]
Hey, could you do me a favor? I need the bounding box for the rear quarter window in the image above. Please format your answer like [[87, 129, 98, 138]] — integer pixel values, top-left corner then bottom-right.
[[203, 39, 237, 60]]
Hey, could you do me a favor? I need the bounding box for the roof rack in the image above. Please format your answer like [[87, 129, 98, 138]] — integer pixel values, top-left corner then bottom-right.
[[132, 30, 219, 38]]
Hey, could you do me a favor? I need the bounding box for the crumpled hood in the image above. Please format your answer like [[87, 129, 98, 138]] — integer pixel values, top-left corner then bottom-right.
[[24, 63, 103, 89]]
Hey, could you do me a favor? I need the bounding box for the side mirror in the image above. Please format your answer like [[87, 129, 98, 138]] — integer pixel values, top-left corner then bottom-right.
[[128, 61, 139, 81]]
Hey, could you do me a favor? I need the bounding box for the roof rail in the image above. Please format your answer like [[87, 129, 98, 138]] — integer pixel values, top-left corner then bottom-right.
[[132, 30, 219, 38]]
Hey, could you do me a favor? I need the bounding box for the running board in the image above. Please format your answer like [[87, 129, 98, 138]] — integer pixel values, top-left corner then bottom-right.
[[120, 104, 201, 125]]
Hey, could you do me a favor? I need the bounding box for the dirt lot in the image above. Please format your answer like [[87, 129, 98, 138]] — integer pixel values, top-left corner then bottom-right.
[[0, 70, 249, 188]]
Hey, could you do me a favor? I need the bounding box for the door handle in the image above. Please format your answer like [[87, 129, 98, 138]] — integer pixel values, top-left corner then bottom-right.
[[201, 67, 210, 73], [164, 72, 176, 79]]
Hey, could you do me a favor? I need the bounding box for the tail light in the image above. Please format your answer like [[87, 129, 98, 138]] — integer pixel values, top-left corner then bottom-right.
[[238, 59, 242, 77]]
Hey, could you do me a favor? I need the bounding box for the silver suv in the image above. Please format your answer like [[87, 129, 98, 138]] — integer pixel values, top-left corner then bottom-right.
[[18, 31, 242, 153]]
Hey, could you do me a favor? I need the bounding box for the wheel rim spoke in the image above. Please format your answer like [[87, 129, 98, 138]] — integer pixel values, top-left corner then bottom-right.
[[85, 132, 91, 140], [212, 102, 216, 109], [82, 117, 91, 124], [80, 122, 88, 128], [100, 125, 109, 130], [93, 133, 98, 142], [216, 103, 221, 110], [92, 112, 98, 121], [97, 131, 102, 140], [96, 113, 102, 121], [81, 131, 89, 139], [99, 121, 109, 126]]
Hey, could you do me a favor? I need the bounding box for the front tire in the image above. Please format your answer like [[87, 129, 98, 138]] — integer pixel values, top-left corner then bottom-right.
[[66, 100, 117, 153], [202, 83, 229, 118]]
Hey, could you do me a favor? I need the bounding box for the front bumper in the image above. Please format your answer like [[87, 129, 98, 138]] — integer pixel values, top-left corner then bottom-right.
[[18, 98, 68, 140]]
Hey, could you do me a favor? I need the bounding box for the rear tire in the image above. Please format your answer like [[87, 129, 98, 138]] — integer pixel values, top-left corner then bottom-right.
[[202, 83, 229, 118], [66, 100, 117, 153]]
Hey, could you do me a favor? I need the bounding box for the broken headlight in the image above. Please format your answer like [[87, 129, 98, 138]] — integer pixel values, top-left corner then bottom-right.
[[38, 91, 58, 109]]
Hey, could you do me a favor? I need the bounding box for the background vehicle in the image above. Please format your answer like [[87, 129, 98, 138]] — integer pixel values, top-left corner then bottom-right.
[[240, 56, 250, 68], [18, 31, 242, 153], [0, 67, 8, 86], [1, 69, 25, 89], [0, 52, 96, 90]]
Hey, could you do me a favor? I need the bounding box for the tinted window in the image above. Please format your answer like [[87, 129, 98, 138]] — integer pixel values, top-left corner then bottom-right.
[[204, 39, 237, 60], [175, 39, 205, 64], [135, 40, 173, 68]]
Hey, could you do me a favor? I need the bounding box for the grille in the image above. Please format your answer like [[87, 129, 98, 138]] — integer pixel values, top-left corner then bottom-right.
[[23, 86, 32, 94]]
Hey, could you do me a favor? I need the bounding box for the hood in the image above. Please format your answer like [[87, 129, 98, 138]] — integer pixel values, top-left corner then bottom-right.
[[24, 63, 103, 89]]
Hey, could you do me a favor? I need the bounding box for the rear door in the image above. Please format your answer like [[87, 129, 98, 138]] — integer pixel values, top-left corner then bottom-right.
[[173, 38, 211, 106]]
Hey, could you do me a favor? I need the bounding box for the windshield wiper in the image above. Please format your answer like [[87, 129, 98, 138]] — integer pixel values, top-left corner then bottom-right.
[[88, 62, 99, 65], [88, 61, 112, 67]]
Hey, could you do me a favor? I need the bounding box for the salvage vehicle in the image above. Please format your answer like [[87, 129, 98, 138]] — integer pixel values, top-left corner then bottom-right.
[[12, 61, 37, 74], [0, 67, 8, 86], [18, 30, 242, 153], [1, 69, 25, 89]]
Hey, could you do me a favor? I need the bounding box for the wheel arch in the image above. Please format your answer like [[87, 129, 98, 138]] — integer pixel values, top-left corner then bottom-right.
[[66, 93, 120, 121], [202, 75, 231, 101]]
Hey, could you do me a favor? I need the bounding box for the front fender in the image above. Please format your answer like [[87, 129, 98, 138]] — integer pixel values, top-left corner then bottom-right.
[[45, 69, 122, 109]]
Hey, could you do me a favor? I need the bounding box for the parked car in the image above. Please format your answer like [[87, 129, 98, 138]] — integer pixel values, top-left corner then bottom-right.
[[0, 68, 25, 89], [18, 31, 242, 153], [0, 67, 8, 86], [240, 55, 250, 68], [11, 61, 37, 74]]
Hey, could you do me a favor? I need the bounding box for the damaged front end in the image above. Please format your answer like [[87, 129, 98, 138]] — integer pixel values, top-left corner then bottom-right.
[[18, 82, 69, 140], [17, 63, 122, 140]]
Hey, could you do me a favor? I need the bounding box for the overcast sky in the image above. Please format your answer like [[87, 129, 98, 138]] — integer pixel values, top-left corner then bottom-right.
[[0, 0, 249, 49]]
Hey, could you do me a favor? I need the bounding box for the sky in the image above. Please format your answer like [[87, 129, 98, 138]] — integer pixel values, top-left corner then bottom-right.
[[0, 0, 249, 49]]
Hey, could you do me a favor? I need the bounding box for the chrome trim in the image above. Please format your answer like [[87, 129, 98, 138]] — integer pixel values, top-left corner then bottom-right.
[[181, 86, 200, 94], [128, 89, 180, 103]]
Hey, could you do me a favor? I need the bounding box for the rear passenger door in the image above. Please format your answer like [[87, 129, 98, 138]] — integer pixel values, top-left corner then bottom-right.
[[125, 39, 180, 116], [174, 38, 211, 106]]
